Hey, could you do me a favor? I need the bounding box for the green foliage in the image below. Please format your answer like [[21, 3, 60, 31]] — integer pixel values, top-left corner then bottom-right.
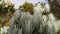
[[0, 17, 5, 24], [21, 2, 34, 12], [0, 1, 6, 14], [0, 0, 15, 15], [0, 17, 2, 22], [8, 3, 15, 14], [0, 0, 15, 26]]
